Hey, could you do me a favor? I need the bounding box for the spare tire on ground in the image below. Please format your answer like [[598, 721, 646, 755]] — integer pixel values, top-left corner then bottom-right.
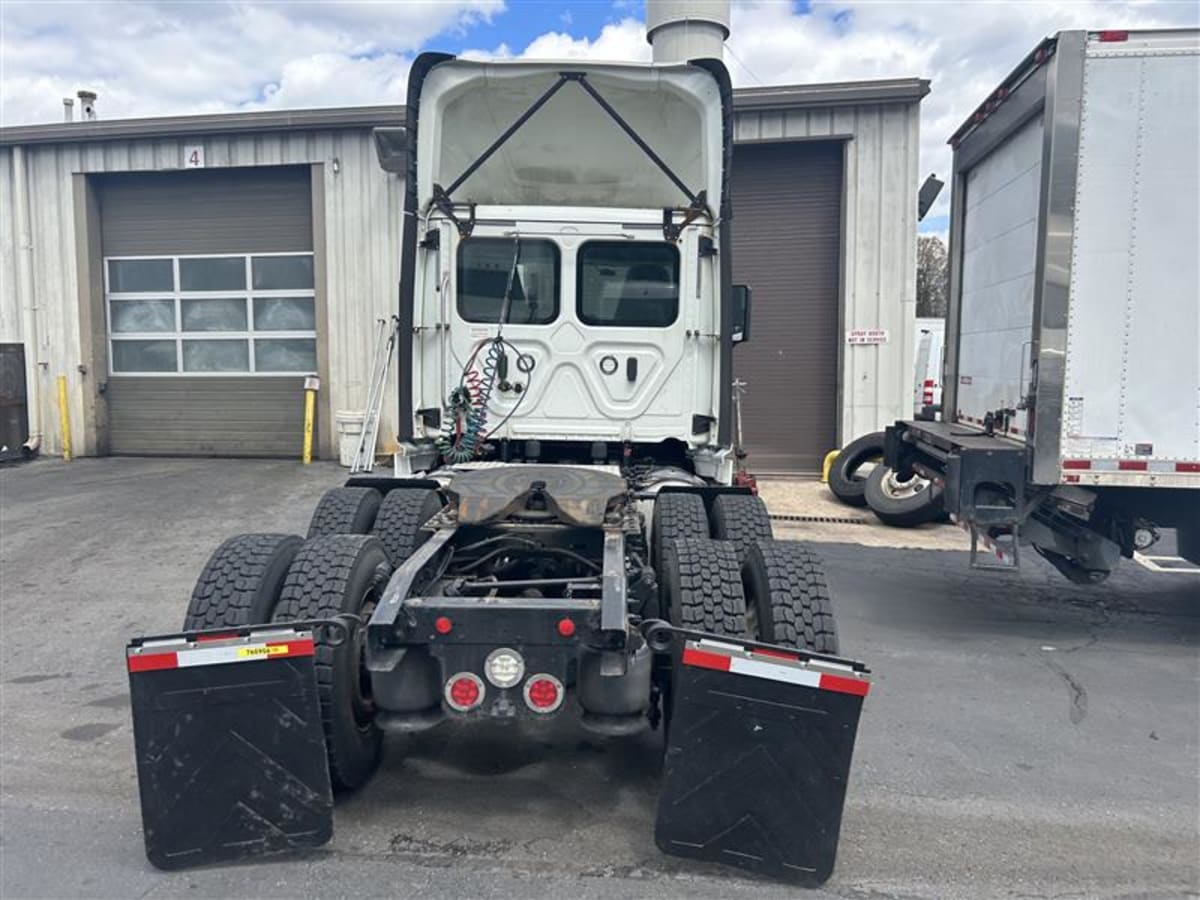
[[827, 432, 885, 508], [864, 465, 944, 527]]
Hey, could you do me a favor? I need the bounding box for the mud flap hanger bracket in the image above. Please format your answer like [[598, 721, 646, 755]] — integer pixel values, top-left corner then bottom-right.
[[431, 70, 712, 241], [638, 617, 870, 673]]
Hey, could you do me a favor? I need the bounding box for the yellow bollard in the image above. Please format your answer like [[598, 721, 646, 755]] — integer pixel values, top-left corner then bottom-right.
[[821, 449, 839, 484], [302, 389, 316, 464], [56, 375, 72, 461]]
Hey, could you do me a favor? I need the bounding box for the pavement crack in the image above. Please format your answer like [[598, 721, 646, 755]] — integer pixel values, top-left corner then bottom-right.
[[1043, 659, 1088, 725]]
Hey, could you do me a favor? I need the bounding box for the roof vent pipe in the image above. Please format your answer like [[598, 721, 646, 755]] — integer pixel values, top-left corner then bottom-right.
[[645, 0, 730, 64], [62, 98, 74, 122], [77, 90, 97, 120]]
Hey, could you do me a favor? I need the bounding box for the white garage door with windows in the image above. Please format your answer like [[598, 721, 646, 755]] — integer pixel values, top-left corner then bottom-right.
[[98, 167, 318, 456]]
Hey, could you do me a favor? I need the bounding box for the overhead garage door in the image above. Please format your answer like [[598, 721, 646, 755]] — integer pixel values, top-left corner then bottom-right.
[[731, 141, 843, 474], [98, 166, 316, 457]]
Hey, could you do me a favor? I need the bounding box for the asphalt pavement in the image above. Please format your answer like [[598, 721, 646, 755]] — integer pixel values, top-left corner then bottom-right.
[[1, 457, 1197, 899]]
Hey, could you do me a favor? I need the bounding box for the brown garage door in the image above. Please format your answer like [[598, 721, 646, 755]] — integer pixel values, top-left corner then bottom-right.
[[97, 167, 316, 457], [731, 141, 843, 474]]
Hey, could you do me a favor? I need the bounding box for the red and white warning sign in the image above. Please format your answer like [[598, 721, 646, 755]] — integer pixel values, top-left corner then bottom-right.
[[682, 639, 871, 697], [846, 328, 889, 345], [127, 629, 315, 673]]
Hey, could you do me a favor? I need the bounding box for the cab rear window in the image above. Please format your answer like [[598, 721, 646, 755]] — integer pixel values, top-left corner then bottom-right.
[[457, 239, 559, 325], [576, 242, 680, 327]]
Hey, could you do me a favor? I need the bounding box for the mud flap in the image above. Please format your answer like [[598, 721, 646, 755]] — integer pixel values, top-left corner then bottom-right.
[[126, 627, 334, 870], [655, 637, 870, 886]]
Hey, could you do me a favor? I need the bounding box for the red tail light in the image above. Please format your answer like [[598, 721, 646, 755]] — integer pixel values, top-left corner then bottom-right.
[[444, 673, 484, 711], [523, 674, 564, 713]]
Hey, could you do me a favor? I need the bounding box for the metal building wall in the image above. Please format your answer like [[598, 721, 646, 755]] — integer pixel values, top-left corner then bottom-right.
[[0, 130, 404, 458], [733, 101, 920, 444]]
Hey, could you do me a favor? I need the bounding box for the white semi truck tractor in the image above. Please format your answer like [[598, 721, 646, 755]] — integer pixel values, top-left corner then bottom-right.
[[123, 55, 872, 886], [886, 29, 1200, 581]]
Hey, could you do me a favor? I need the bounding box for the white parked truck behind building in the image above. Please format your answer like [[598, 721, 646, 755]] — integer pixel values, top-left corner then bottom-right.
[[886, 29, 1200, 581]]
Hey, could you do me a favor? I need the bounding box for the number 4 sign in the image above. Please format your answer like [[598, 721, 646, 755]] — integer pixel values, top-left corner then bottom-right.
[[184, 145, 205, 168]]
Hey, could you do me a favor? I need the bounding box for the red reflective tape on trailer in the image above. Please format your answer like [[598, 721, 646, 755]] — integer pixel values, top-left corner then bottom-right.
[[819, 673, 871, 697], [1176, 462, 1200, 473], [268, 638, 315, 657], [1098, 30, 1128, 42], [753, 647, 799, 661], [194, 632, 238, 642], [1118, 460, 1148, 471], [682, 647, 732, 672], [1062, 459, 1091, 470], [128, 652, 178, 673]]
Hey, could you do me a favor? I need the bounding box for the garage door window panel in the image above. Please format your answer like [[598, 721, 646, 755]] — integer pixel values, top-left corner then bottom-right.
[[183, 339, 250, 372], [106, 253, 317, 375], [110, 299, 175, 333], [179, 257, 246, 292], [107, 259, 174, 293], [112, 339, 177, 373], [254, 297, 316, 332], [182, 298, 248, 332]]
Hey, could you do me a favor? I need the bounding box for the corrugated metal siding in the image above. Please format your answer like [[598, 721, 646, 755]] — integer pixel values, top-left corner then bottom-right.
[[106, 377, 307, 456], [2, 96, 918, 461], [97, 167, 312, 255], [734, 102, 919, 446], [731, 141, 842, 473], [0, 130, 405, 458]]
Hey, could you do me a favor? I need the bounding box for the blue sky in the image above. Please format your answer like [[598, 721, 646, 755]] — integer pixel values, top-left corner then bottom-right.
[[3, 1, 1197, 231]]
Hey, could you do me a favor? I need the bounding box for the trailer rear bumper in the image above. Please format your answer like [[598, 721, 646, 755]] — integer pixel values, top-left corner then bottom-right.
[[886, 419, 1028, 527]]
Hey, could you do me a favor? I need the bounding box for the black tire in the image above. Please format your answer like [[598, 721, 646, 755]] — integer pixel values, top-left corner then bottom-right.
[[742, 540, 839, 654], [652, 492, 709, 570], [710, 493, 773, 562], [272, 534, 392, 792], [661, 537, 747, 637], [828, 431, 885, 508], [371, 488, 443, 566], [183, 533, 303, 631], [307, 486, 382, 538], [864, 465, 945, 527]]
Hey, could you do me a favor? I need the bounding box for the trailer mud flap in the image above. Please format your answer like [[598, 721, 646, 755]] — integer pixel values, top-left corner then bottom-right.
[[655, 638, 870, 886], [126, 627, 333, 870]]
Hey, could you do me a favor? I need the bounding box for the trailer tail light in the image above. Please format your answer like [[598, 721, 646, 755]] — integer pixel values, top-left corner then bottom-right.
[[434, 616, 453, 635], [444, 673, 484, 711], [556, 618, 576, 637], [523, 675, 564, 713], [484, 647, 525, 688], [1097, 30, 1128, 42]]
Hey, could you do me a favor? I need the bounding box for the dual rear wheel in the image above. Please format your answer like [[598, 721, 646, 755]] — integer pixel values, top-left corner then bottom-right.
[[180, 485, 445, 791], [654, 492, 840, 654]]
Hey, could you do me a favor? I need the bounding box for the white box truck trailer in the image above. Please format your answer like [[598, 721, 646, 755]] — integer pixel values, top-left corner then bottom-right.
[[886, 28, 1200, 582]]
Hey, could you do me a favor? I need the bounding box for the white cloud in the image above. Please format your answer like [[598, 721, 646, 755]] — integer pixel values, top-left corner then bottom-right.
[[468, 2, 1197, 223], [3, 0, 1196, 227], [0, 0, 502, 124]]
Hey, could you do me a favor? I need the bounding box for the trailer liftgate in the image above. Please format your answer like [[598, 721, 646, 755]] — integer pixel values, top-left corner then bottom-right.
[[127, 621, 870, 883]]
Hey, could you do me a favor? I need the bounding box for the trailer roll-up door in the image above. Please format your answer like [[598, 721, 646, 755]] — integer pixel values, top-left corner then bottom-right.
[[98, 166, 317, 457]]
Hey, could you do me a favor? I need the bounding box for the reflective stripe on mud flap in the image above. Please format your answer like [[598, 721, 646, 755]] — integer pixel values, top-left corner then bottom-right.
[[681, 639, 871, 697], [127, 630, 315, 673]]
